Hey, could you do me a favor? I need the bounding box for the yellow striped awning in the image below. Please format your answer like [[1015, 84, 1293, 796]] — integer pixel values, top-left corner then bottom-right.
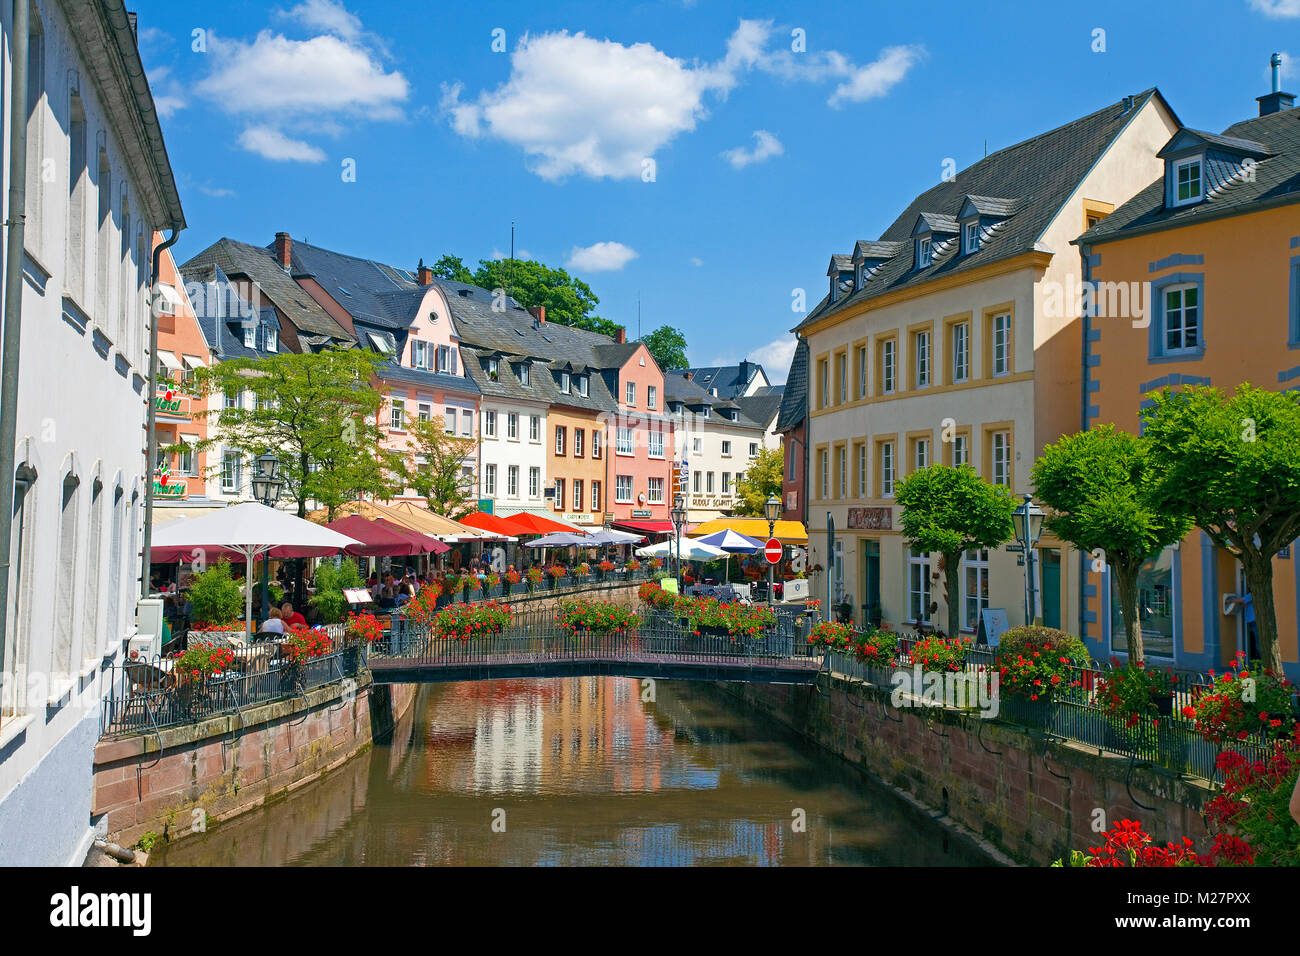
[[690, 517, 807, 544]]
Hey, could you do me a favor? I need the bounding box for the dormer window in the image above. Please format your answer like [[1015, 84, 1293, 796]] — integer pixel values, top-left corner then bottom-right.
[[487, 358, 499, 380], [518, 362, 530, 387], [963, 222, 980, 254], [560, 371, 571, 394], [578, 375, 588, 397], [243, 324, 256, 348], [265, 328, 277, 352], [1174, 158, 1202, 205], [916, 237, 932, 268]]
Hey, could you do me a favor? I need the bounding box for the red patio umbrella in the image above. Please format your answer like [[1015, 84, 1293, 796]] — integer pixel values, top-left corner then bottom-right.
[[500, 511, 580, 536], [459, 511, 532, 537], [324, 516, 440, 557], [372, 517, 450, 554]]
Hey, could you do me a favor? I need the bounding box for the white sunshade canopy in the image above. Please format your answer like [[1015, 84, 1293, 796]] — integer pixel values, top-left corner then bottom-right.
[[636, 537, 728, 561], [586, 528, 645, 545], [152, 502, 362, 632], [524, 531, 592, 548], [156, 350, 182, 371]]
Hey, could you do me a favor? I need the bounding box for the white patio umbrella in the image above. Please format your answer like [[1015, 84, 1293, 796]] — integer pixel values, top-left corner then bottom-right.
[[523, 531, 593, 548], [586, 528, 645, 544], [635, 537, 728, 561], [151, 502, 362, 633]]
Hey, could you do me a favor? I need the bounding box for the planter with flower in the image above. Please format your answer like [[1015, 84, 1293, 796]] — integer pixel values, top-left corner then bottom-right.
[[598, 559, 617, 581], [994, 625, 1090, 727], [547, 565, 568, 588], [526, 567, 544, 593], [808, 620, 855, 655], [575, 562, 592, 581], [343, 611, 384, 672], [167, 643, 237, 716], [556, 600, 640, 637], [649, 558, 663, 573], [1184, 652, 1298, 746], [430, 600, 512, 642], [278, 625, 334, 691], [484, 572, 500, 597], [504, 569, 521, 595], [626, 559, 641, 574], [682, 598, 777, 652], [1052, 818, 1202, 867], [1096, 659, 1180, 757], [1203, 728, 1300, 866], [854, 626, 899, 682], [638, 580, 682, 625]]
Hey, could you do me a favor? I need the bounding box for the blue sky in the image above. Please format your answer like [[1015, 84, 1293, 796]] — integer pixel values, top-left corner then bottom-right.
[[136, 0, 1300, 381]]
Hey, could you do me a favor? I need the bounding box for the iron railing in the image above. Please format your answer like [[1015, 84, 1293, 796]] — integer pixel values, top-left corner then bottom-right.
[[821, 628, 1282, 782], [100, 637, 360, 738]]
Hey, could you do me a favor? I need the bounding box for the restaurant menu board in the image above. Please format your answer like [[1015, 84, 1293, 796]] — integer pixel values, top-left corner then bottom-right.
[[980, 608, 1010, 646], [343, 588, 373, 604]]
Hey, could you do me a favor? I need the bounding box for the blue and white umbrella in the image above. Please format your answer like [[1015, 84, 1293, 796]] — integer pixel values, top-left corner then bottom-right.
[[693, 528, 764, 554]]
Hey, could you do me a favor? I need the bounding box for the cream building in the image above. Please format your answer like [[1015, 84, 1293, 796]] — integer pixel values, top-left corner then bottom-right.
[[798, 90, 1179, 634]]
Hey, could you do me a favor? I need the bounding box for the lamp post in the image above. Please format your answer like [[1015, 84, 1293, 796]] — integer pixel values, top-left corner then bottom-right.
[[764, 494, 781, 606], [251, 453, 284, 625], [1011, 493, 1045, 626], [670, 494, 686, 594]]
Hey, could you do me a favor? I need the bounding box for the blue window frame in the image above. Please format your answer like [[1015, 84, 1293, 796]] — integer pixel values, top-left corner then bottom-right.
[[1148, 272, 1206, 363], [1289, 255, 1300, 349]]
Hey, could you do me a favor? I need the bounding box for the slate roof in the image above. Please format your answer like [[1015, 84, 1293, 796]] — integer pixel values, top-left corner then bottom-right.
[[797, 89, 1173, 331], [288, 240, 428, 331], [1079, 107, 1300, 245], [180, 239, 351, 343], [774, 337, 809, 433], [378, 362, 480, 396], [682, 361, 769, 399], [735, 391, 784, 430], [181, 263, 283, 361], [663, 371, 764, 431]]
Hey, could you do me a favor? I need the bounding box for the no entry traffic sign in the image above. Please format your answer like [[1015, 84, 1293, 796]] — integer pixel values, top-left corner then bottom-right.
[[764, 537, 783, 564]]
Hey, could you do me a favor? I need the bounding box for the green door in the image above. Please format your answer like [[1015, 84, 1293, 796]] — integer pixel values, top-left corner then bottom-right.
[[1041, 549, 1061, 629], [861, 540, 881, 626]]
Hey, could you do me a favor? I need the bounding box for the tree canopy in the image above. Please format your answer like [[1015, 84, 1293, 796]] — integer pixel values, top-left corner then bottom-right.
[[896, 464, 1017, 638], [1032, 424, 1191, 662], [1140, 384, 1300, 671], [733, 446, 784, 517], [637, 325, 690, 370], [399, 415, 479, 519]]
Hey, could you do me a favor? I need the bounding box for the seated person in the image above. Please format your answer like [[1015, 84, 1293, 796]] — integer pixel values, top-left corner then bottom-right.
[[280, 602, 307, 628], [260, 607, 286, 635]]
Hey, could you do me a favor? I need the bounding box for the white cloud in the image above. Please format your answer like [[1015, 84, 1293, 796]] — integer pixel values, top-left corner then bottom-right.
[[828, 45, 925, 108], [690, 257, 703, 267], [713, 336, 797, 384], [238, 126, 327, 162], [194, 13, 408, 162], [721, 129, 784, 168], [566, 241, 639, 273], [277, 0, 364, 43], [198, 184, 237, 198], [441, 20, 920, 180], [1273, 50, 1297, 81], [1248, 0, 1300, 17]]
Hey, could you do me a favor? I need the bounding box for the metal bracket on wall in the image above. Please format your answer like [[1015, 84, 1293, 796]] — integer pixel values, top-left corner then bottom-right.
[[927, 711, 948, 738], [1040, 738, 1070, 782], [976, 716, 1002, 755], [1125, 753, 1158, 812]]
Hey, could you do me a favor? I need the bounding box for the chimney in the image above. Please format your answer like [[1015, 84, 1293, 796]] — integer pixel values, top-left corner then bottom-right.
[[528, 305, 546, 326], [416, 258, 433, 285], [683, 371, 692, 382], [739, 359, 752, 383], [1258, 53, 1296, 116], [274, 232, 292, 271], [614, 327, 626, 344]]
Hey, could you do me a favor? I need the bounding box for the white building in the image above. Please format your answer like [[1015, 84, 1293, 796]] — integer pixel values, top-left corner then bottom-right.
[[664, 371, 771, 527], [461, 344, 549, 516], [0, 1, 185, 865]]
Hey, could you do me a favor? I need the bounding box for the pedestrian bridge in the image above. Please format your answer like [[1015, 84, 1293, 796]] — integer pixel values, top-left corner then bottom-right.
[[367, 622, 823, 685]]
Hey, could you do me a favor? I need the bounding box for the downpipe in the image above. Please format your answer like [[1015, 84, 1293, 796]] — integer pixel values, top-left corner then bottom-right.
[[140, 228, 180, 598]]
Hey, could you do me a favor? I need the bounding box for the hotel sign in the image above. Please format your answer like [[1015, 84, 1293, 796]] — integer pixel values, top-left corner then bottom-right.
[[154, 390, 191, 418], [153, 477, 188, 499], [847, 506, 892, 530]]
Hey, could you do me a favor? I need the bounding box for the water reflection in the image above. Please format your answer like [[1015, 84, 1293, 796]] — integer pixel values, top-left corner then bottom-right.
[[155, 677, 992, 867]]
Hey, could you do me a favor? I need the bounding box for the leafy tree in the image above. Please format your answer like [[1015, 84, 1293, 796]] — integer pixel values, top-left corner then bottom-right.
[[638, 325, 689, 370], [310, 559, 364, 624], [400, 415, 479, 519], [430, 254, 473, 283], [188, 560, 244, 626], [896, 464, 1017, 640], [734, 446, 784, 517], [1032, 425, 1191, 663], [1141, 385, 1300, 673], [193, 348, 396, 519]]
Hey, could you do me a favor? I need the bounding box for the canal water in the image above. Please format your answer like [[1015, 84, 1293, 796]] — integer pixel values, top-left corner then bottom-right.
[[154, 677, 992, 866]]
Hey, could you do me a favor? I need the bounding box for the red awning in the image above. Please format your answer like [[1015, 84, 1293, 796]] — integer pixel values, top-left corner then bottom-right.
[[324, 517, 440, 557], [611, 520, 675, 535], [459, 511, 527, 537], [501, 512, 580, 535], [372, 518, 450, 555]]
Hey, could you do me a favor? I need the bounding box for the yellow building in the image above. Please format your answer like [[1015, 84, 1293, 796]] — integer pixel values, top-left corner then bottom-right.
[[798, 90, 1179, 635], [1077, 71, 1300, 678]]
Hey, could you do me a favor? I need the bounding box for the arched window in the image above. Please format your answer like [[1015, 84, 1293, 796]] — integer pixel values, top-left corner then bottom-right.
[[67, 89, 88, 301], [119, 187, 132, 347], [54, 473, 81, 678], [96, 148, 111, 322], [24, 7, 45, 254], [4, 464, 38, 717], [83, 478, 103, 658], [105, 485, 124, 648]]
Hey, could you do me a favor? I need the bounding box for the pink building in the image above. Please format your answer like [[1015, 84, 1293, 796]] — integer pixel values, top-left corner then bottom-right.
[[601, 337, 674, 534]]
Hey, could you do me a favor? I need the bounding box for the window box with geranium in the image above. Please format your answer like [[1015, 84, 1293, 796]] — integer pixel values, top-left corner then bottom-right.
[[1096, 659, 1180, 757], [598, 560, 616, 580], [854, 626, 898, 679], [278, 625, 333, 691], [576, 562, 592, 580], [547, 565, 568, 587], [557, 600, 640, 634], [526, 567, 543, 593], [505, 569, 521, 594], [343, 611, 383, 672], [1184, 652, 1297, 746], [167, 643, 237, 717], [484, 572, 500, 596], [431, 601, 512, 642]]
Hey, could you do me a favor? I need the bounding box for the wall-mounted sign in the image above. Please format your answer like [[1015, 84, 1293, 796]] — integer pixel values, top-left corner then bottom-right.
[[154, 392, 190, 417], [689, 497, 733, 510], [847, 506, 892, 530], [563, 513, 593, 524], [153, 478, 188, 499], [630, 509, 653, 518]]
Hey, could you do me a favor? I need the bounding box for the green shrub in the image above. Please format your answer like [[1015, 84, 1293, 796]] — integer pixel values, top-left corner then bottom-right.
[[995, 626, 1091, 702], [188, 561, 244, 627], [310, 560, 363, 624], [997, 626, 1089, 663]]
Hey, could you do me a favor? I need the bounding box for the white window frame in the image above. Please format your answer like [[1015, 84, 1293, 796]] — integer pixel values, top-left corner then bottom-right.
[[560, 371, 571, 394], [617, 426, 633, 455], [390, 399, 406, 432], [1162, 284, 1200, 353], [952, 321, 969, 383], [626, 381, 636, 406], [592, 430, 602, 459], [648, 476, 665, 504], [914, 438, 929, 472], [880, 441, 895, 497], [915, 330, 930, 388], [819, 450, 828, 499], [721, 440, 732, 458], [555, 426, 566, 456], [882, 339, 896, 395], [991, 430, 1011, 487], [857, 444, 866, 497], [483, 463, 497, 497], [615, 475, 633, 503], [961, 548, 990, 632], [444, 407, 456, 434], [591, 481, 601, 512], [1173, 157, 1202, 206], [529, 415, 540, 442], [649, 430, 664, 458], [908, 549, 932, 622], [507, 411, 518, 440], [647, 385, 657, 409], [529, 467, 541, 498], [954, 434, 969, 468], [964, 221, 979, 254], [484, 409, 497, 438], [507, 465, 519, 498], [917, 237, 932, 268], [992, 313, 1011, 377]]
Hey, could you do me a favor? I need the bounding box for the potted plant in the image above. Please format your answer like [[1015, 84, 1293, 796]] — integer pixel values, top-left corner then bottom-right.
[[598, 559, 616, 581], [1096, 658, 1179, 752], [504, 568, 521, 595], [547, 565, 568, 588], [278, 625, 332, 691], [526, 567, 543, 594], [342, 611, 383, 673], [167, 643, 235, 717], [430, 600, 512, 642], [1183, 652, 1297, 745], [576, 561, 592, 580], [994, 625, 1090, 728], [556, 600, 639, 636], [187, 561, 245, 638]]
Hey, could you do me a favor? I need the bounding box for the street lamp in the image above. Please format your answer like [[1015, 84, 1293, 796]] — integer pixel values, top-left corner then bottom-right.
[[1012, 493, 1045, 626], [251, 453, 284, 625], [670, 494, 687, 593], [764, 494, 781, 605]]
